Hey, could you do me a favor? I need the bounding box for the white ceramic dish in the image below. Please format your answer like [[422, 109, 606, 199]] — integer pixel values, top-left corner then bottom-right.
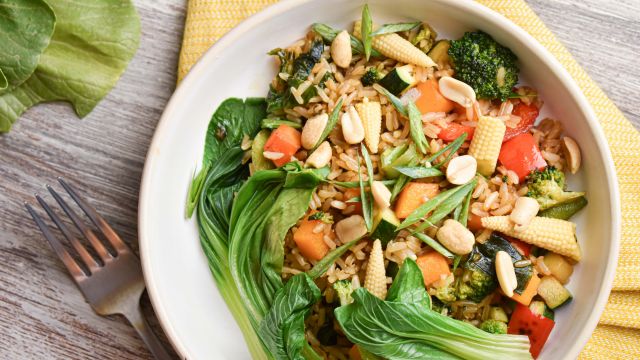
[[139, 0, 620, 359]]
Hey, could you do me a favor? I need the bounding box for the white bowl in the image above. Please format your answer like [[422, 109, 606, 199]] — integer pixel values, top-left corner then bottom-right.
[[139, 0, 620, 359]]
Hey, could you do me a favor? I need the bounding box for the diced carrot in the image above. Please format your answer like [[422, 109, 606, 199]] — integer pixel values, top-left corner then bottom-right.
[[293, 212, 332, 261], [349, 345, 362, 360], [438, 122, 475, 141], [394, 182, 440, 219], [416, 251, 451, 287], [263, 125, 301, 167], [467, 213, 484, 232], [415, 79, 455, 114], [510, 274, 541, 306], [343, 188, 363, 215]]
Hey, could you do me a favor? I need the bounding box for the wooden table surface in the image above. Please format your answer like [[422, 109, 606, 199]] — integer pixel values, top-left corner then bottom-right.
[[0, 1, 638, 359]]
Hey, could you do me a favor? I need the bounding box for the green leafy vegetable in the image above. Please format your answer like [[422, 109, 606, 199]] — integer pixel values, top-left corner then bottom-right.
[[261, 118, 302, 129], [391, 175, 411, 202], [0, 0, 140, 132], [0, 0, 55, 94], [313, 98, 343, 150], [311, 23, 381, 58], [407, 101, 430, 154], [361, 4, 373, 61], [361, 67, 381, 86], [332, 179, 396, 188], [334, 280, 354, 306], [370, 21, 421, 36], [359, 144, 375, 231], [459, 189, 473, 227], [393, 166, 442, 179], [186, 163, 211, 217], [204, 98, 267, 165], [259, 273, 321, 360], [308, 211, 333, 223], [335, 259, 532, 360]]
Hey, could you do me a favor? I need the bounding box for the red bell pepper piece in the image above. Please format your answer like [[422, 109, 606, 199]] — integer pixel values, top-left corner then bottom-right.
[[498, 133, 547, 182], [508, 237, 532, 257], [438, 123, 475, 141], [504, 102, 539, 142], [508, 303, 555, 358]]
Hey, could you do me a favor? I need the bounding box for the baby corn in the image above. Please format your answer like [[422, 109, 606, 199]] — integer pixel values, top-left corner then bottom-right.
[[468, 116, 506, 176], [364, 239, 387, 300], [481, 216, 581, 261], [356, 98, 382, 154]]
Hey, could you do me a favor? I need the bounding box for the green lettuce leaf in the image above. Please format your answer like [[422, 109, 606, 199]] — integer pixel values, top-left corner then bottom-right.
[[0, 0, 55, 94], [0, 0, 140, 132]]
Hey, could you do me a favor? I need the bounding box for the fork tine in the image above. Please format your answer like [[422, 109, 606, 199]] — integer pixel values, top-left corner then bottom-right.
[[47, 185, 114, 261], [35, 194, 101, 273], [25, 202, 87, 280], [58, 178, 128, 253]]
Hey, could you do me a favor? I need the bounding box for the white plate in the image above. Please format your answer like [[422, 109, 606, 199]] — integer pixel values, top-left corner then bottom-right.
[[139, 1, 620, 359]]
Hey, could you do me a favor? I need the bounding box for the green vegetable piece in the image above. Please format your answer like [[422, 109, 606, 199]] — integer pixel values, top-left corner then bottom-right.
[[308, 211, 333, 224], [398, 184, 459, 230], [0, 0, 141, 132], [529, 300, 555, 320], [408, 101, 430, 154], [490, 306, 509, 322], [458, 189, 473, 227], [427, 40, 451, 65], [455, 267, 497, 303], [526, 166, 585, 210], [251, 129, 275, 171], [359, 144, 375, 231], [414, 232, 454, 259], [308, 239, 359, 279], [413, 178, 477, 233], [335, 259, 533, 360], [381, 143, 419, 178], [361, 4, 373, 61], [258, 273, 321, 360], [539, 195, 587, 220], [412, 23, 438, 54], [334, 280, 354, 306], [371, 207, 400, 245], [370, 21, 421, 36], [0, 0, 55, 94], [448, 31, 519, 100], [537, 275, 573, 309], [331, 179, 396, 188], [373, 83, 408, 116], [377, 65, 415, 96], [313, 97, 343, 150], [393, 166, 442, 179], [428, 132, 467, 167], [186, 163, 211, 218], [361, 67, 381, 86], [480, 319, 508, 334], [311, 23, 381, 58], [261, 118, 302, 129], [390, 174, 411, 202]]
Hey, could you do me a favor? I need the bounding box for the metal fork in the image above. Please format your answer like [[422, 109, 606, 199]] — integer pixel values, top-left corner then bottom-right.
[[25, 178, 172, 360]]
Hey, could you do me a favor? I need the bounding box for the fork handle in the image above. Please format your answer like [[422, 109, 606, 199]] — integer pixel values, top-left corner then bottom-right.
[[123, 305, 174, 360]]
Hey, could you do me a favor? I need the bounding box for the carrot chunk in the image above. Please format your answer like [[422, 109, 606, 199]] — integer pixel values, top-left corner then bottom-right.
[[394, 182, 440, 219], [293, 213, 332, 261], [415, 79, 455, 114], [416, 252, 451, 287], [263, 125, 301, 167]]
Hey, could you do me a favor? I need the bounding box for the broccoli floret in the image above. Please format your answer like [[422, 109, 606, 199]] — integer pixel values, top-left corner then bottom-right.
[[480, 319, 508, 334], [308, 211, 334, 224], [333, 280, 354, 306], [448, 31, 519, 100], [456, 268, 497, 303], [526, 166, 584, 210], [411, 23, 437, 53], [361, 67, 381, 87], [434, 282, 457, 304]]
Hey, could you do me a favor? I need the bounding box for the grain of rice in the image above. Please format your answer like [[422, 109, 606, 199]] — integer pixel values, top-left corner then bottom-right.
[[263, 151, 284, 160], [471, 202, 490, 217], [331, 200, 347, 210], [536, 256, 551, 276], [282, 267, 302, 275], [483, 192, 499, 210], [313, 223, 325, 234], [291, 86, 304, 104], [476, 228, 492, 244], [278, 72, 290, 81], [492, 203, 513, 216]]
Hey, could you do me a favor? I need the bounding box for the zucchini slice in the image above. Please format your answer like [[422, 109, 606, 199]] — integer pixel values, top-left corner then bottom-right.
[[378, 65, 415, 96]]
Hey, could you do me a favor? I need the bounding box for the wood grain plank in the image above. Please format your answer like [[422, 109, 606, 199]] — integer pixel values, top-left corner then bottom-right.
[[0, 1, 637, 359]]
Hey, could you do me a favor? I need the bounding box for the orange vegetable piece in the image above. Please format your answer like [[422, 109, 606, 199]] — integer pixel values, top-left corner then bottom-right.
[[416, 252, 451, 287], [343, 188, 363, 215], [511, 274, 541, 306], [394, 182, 440, 219], [349, 345, 362, 360], [263, 125, 301, 167], [467, 213, 485, 232], [415, 79, 455, 114], [293, 213, 333, 261]]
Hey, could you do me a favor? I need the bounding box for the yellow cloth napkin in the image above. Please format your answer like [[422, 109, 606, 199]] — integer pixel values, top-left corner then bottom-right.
[[177, 0, 640, 358]]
